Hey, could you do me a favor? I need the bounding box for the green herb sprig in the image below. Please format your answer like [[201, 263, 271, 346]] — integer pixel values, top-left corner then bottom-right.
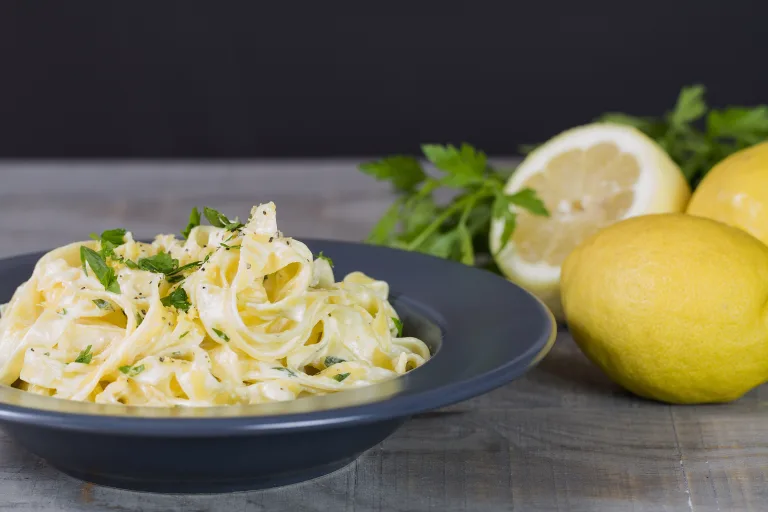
[[119, 364, 145, 377], [92, 299, 113, 311], [181, 207, 201, 239], [90, 229, 127, 259], [392, 317, 403, 337], [80, 247, 121, 293], [204, 207, 244, 231], [359, 144, 549, 265], [317, 252, 334, 267], [160, 287, 191, 313], [324, 356, 345, 367], [212, 328, 230, 342], [74, 345, 93, 364]]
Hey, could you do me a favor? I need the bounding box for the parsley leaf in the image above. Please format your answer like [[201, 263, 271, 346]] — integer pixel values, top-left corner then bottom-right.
[[90, 228, 126, 247], [493, 193, 517, 255], [392, 317, 403, 337], [506, 188, 550, 216], [92, 299, 113, 311], [80, 246, 121, 293], [324, 356, 345, 367], [333, 372, 350, 382], [74, 345, 93, 364], [422, 143, 487, 187], [204, 207, 243, 230], [366, 198, 403, 245], [160, 287, 191, 313], [212, 328, 230, 341], [358, 156, 426, 193], [181, 207, 201, 239], [358, 142, 548, 268], [669, 84, 707, 128], [220, 242, 241, 250], [137, 252, 178, 274], [707, 106, 768, 143], [317, 251, 334, 267], [119, 364, 145, 377], [179, 331, 189, 339], [168, 261, 202, 275]]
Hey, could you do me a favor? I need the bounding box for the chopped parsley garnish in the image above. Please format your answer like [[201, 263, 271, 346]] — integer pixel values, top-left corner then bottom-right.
[[90, 229, 127, 260], [124, 259, 139, 269], [272, 367, 297, 377], [92, 299, 113, 311], [169, 261, 202, 275], [333, 372, 350, 382], [90, 228, 126, 247], [324, 356, 345, 367], [392, 317, 403, 337], [58, 308, 67, 316], [137, 252, 178, 274], [220, 242, 241, 250], [74, 345, 93, 364], [181, 207, 201, 239], [80, 246, 121, 293], [136, 312, 144, 326], [134, 252, 201, 281], [212, 328, 230, 341], [179, 331, 189, 339], [160, 287, 191, 313], [203, 207, 243, 231], [119, 364, 145, 377], [317, 251, 334, 267]]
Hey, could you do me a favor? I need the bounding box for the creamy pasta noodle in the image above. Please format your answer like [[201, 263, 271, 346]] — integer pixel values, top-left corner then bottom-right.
[[0, 203, 430, 407]]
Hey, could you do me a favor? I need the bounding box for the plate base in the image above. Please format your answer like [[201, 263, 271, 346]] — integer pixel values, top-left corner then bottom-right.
[[52, 455, 359, 494]]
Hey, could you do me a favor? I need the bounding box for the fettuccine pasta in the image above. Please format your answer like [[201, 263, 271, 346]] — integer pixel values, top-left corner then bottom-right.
[[0, 203, 430, 407]]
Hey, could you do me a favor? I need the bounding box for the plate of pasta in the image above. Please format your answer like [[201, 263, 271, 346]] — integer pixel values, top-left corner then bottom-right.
[[0, 202, 555, 493]]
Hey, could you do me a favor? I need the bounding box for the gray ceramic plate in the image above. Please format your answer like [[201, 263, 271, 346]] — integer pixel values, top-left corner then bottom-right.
[[0, 241, 555, 493]]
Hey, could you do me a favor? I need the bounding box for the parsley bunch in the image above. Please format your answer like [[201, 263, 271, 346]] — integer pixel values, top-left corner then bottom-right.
[[577, 85, 768, 188], [358, 144, 549, 267]]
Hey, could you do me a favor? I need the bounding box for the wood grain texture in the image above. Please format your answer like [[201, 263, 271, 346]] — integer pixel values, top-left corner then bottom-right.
[[0, 162, 766, 512]]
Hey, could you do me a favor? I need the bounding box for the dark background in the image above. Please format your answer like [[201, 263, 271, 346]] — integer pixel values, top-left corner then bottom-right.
[[0, 1, 765, 158]]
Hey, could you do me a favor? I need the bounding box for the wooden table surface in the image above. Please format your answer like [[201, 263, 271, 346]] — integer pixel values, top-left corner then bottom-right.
[[1, 162, 766, 512]]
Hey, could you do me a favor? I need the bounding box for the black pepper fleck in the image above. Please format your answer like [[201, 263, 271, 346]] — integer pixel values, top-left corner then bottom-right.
[[246, 264, 251, 269], [141, 309, 147, 315], [159, 357, 165, 362], [262, 211, 267, 215], [269, 237, 273, 243]]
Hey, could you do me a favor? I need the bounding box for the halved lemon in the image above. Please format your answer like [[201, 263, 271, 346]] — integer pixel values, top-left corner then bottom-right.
[[489, 123, 691, 320]]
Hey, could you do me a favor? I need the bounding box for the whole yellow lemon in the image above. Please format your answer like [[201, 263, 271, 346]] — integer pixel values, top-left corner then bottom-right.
[[687, 142, 768, 245], [561, 213, 768, 404]]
